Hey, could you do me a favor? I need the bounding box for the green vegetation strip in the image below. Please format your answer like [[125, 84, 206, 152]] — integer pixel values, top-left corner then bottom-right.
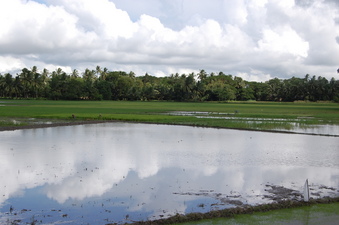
[[129, 197, 339, 225], [0, 100, 338, 132]]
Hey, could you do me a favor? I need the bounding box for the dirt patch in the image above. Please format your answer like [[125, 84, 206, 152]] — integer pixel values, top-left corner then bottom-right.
[[264, 184, 302, 201], [173, 190, 245, 207]]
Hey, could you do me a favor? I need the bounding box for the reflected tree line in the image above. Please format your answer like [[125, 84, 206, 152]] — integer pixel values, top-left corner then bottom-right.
[[1, 66, 339, 102]]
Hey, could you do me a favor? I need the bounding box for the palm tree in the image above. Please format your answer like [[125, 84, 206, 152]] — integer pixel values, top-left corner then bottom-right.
[[99, 67, 108, 81], [32, 72, 42, 98], [41, 68, 49, 85], [29, 66, 43, 98], [31, 66, 38, 75], [71, 69, 79, 79], [0, 75, 4, 97], [12, 76, 23, 98], [96, 65, 102, 77], [83, 68, 95, 82], [197, 69, 208, 81], [19, 68, 33, 98], [184, 72, 196, 100], [0, 73, 13, 97]]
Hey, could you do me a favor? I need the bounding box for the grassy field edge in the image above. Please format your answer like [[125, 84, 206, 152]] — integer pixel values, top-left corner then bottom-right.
[[1, 100, 338, 132], [130, 197, 339, 225]]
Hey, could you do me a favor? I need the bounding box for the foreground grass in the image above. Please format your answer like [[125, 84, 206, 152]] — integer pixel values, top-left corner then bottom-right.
[[174, 202, 339, 225], [0, 100, 338, 131]]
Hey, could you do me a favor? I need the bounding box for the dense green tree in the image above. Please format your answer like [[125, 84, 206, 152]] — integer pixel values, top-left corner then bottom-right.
[[247, 82, 269, 101], [0, 67, 338, 102], [283, 77, 304, 101], [205, 79, 236, 101], [238, 82, 255, 100], [266, 78, 284, 101], [168, 73, 188, 101], [95, 80, 112, 100], [63, 77, 84, 100]]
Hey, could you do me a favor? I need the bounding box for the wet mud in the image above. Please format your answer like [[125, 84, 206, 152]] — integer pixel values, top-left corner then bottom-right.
[[0, 120, 112, 131], [263, 184, 302, 201]]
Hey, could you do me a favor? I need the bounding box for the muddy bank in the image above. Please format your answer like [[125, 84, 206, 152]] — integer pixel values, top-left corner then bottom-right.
[[129, 197, 339, 225], [0, 120, 114, 131]]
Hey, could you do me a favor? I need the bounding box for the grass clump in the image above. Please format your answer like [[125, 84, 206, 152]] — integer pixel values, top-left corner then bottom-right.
[[0, 119, 28, 127]]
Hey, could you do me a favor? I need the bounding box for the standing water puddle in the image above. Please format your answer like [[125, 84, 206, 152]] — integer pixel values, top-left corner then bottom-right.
[[0, 123, 338, 224]]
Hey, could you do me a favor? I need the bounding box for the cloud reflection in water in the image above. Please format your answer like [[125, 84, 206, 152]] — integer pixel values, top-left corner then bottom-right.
[[0, 123, 338, 223]]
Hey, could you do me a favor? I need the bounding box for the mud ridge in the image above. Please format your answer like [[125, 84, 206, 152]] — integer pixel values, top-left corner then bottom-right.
[[0, 120, 116, 131]]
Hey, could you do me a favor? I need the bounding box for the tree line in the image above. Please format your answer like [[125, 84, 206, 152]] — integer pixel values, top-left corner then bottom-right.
[[1, 66, 339, 102]]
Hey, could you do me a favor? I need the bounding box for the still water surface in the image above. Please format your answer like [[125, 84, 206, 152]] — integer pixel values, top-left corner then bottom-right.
[[0, 123, 338, 224]]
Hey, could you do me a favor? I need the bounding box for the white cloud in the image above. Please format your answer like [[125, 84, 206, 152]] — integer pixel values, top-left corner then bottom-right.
[[0, 0, 338, 81], [258, 26, 309, 57], [222, 0, 248, 25], [0, 56, 25, 73], [56, 0, 137, 39], [0, 1, 86, 52]]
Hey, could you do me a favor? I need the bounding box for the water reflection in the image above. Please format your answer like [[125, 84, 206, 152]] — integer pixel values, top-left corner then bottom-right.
[[0, 123, 338, 224]]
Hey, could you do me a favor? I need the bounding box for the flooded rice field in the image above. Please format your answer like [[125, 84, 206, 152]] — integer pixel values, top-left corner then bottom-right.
[[0, 123, 338, 224]]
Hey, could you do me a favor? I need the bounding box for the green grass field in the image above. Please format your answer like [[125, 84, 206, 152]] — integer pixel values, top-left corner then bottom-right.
[[1, 100, 338, 131], [175, 202, 339, 225]]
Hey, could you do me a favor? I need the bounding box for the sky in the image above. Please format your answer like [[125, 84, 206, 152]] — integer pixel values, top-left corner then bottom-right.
[[0, 0, 338, 81]]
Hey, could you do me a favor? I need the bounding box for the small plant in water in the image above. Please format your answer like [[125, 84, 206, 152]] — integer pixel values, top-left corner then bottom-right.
[[29, 215, 38, 225]]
